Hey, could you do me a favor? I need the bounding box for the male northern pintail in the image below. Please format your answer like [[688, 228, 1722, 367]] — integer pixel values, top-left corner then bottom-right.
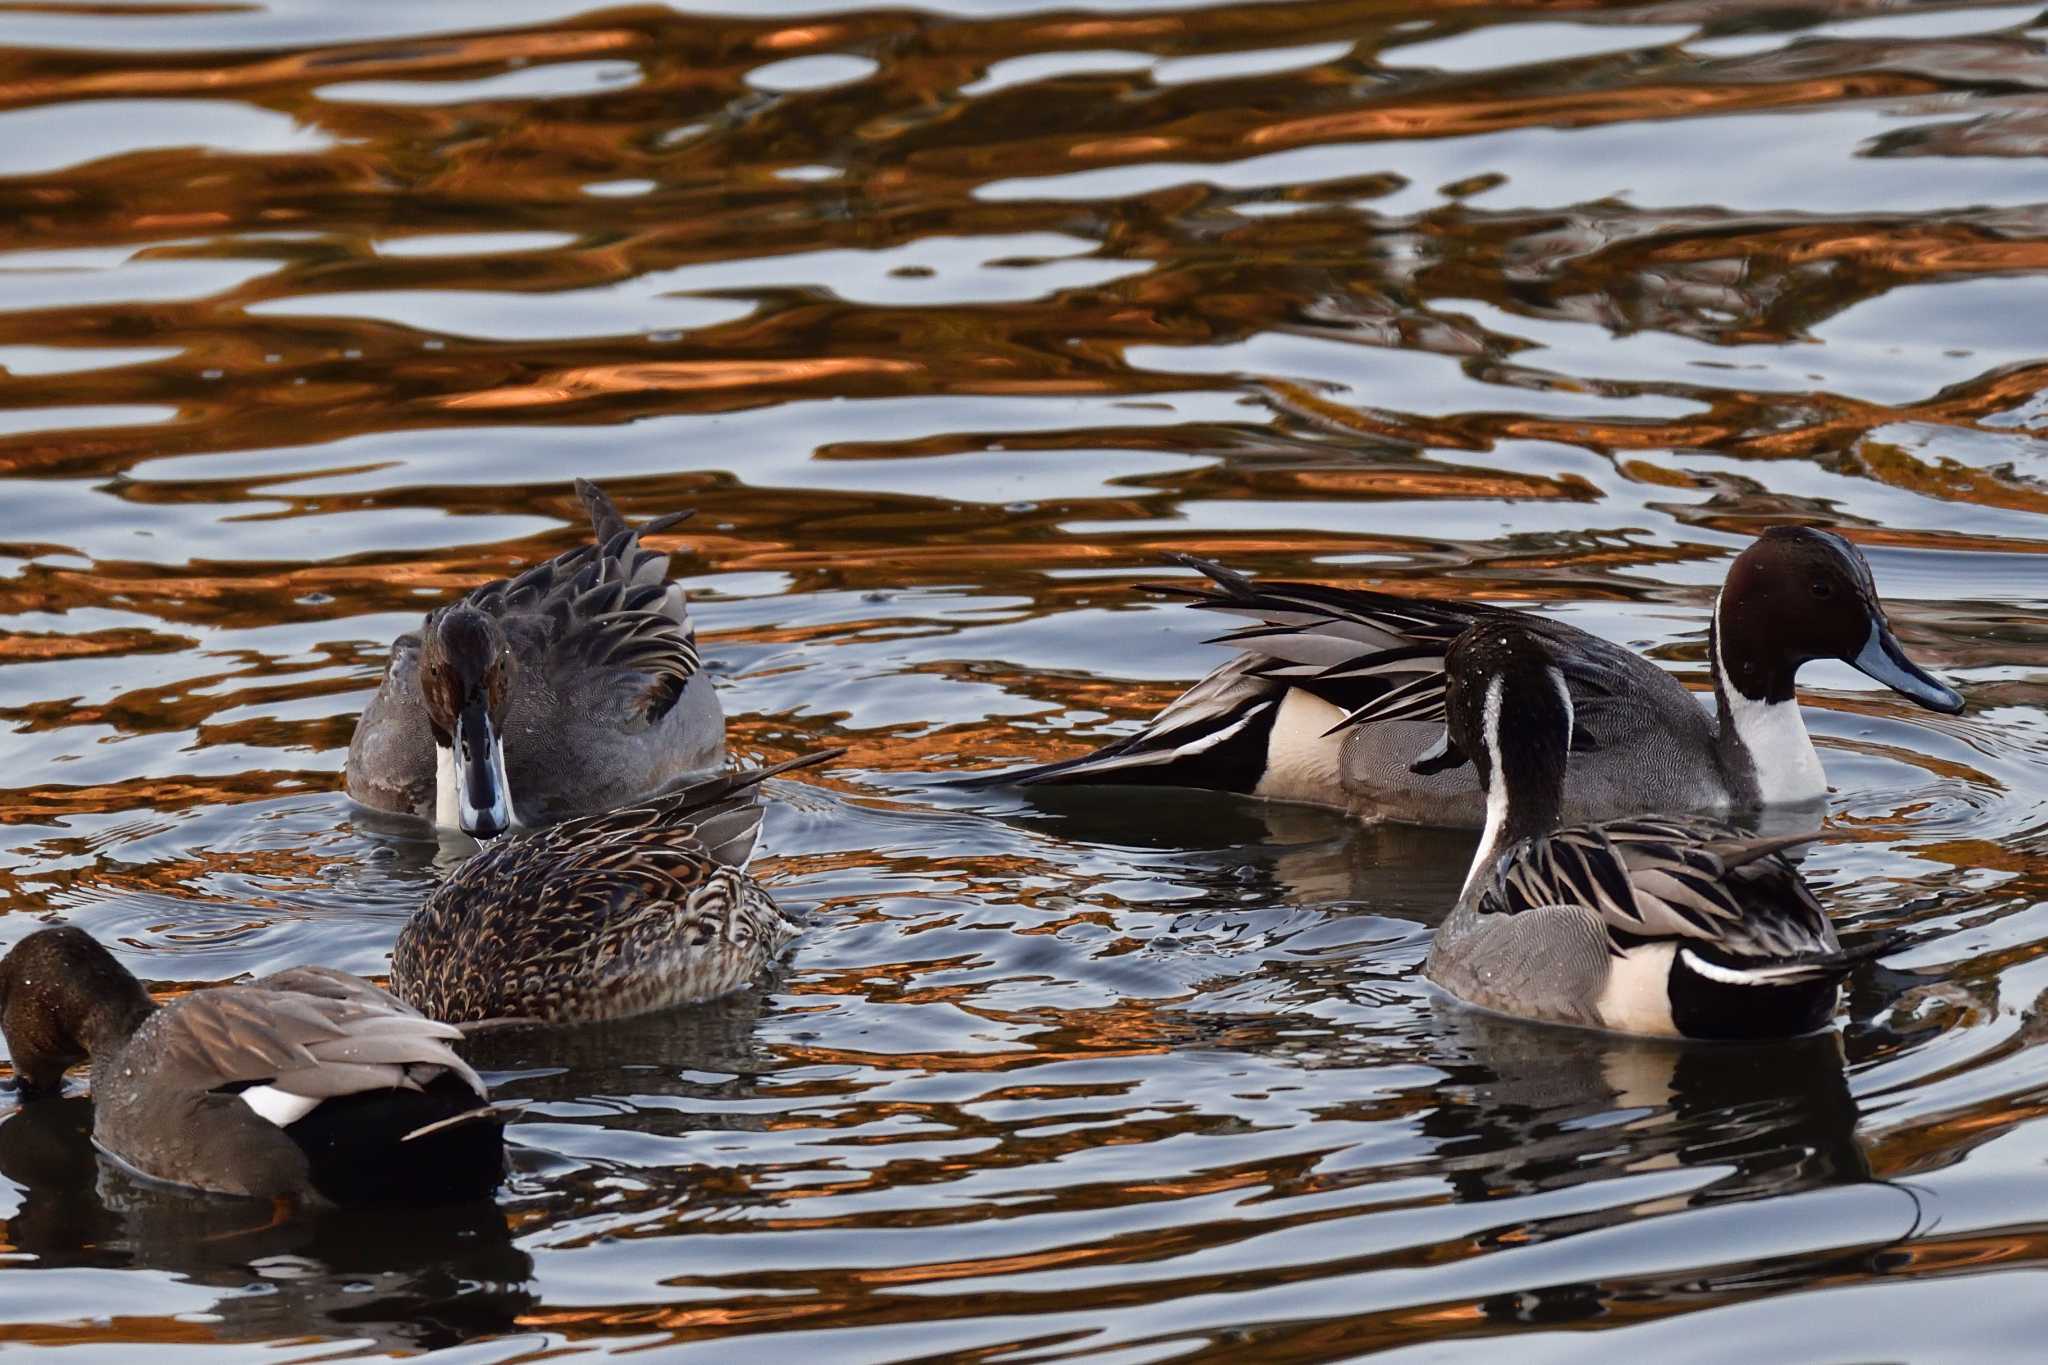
[[346, 479, 724, 838], [972, 527, 1963, 825], [0, 926, 511, 1206], [390, 749, 840, 1025], [1419, 623, 1884, 1039]]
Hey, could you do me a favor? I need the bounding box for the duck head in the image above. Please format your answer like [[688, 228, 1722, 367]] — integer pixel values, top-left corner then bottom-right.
[[0, 927, 154, 1097], [1417, 626, 1572, 826], [1716, 527, 1963, 715], [420, 605, 516, 838], [1412, 624, 1574, 892]]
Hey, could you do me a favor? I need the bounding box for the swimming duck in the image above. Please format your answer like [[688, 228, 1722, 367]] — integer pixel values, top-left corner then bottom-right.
[[345, 479, 724, 838], [390, 749, 841, 1025], [973, 528, 1963, 826], [1419, 622, 1882, 1039], [0, 926, 510, 1205]]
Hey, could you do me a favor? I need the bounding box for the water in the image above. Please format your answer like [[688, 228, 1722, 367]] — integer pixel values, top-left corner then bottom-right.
[[0, 0, 2045, 1356]]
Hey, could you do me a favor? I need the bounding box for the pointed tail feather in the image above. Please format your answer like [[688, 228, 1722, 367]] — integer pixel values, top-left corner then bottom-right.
[[1142, 551, 1258, 600], [1684, 929, 1900, 988], [632, 508, 696, 540], [953, 742, 1185, 790], [644, 748, 842, 818], [575, 477, 696, 545], [951, 697, 1277, 793], [575, 478, 632, 543], [402, 1100, 527, 1142], [1704, 828, 1829, 870]]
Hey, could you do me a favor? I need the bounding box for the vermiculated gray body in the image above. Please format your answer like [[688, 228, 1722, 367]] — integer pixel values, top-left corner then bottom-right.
[[976, 532, 1963, 830], [1424, 900, 1616, 1030], [1334, 626, 1741, 827]]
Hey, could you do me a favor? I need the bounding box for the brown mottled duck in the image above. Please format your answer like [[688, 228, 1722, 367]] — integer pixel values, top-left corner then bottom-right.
[[390, 750, 841, 1025]]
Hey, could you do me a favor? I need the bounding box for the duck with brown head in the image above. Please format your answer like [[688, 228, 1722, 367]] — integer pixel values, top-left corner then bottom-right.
[[346, 479, 725, 839], [419, 604, 515, 837], [966, 527, 1962, 827], [1711, 526, 1963, 806], [0, 927, 511, 1206]]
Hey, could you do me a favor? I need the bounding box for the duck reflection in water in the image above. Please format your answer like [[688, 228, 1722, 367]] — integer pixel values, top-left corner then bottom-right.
[[1414, 1009, 1909, 1329], [0, 1097, 533, 1353], [949, 778, 1476, 920]]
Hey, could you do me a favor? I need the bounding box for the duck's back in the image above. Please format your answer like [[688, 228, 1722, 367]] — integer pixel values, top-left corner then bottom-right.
[[90, 1006, 316, 1200], [393, 839, 791, 1024], [1339, 617, 1732, 826], [91, 973, 503, 1204], [391, 769, 809, 1024]]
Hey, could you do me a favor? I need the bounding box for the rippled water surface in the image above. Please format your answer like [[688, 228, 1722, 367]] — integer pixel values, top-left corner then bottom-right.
[[2, 0, 2048, 1357]]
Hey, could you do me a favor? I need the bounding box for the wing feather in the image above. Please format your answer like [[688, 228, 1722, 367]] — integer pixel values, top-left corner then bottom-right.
[[155, 977, 484, 1106], [1475, 816, 1836, 961], [459, 489, 703, 726]]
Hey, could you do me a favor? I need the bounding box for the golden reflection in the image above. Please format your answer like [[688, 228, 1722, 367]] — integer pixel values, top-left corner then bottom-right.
[[442, 358, 924, 409], [0, 0, 2044, 1356]]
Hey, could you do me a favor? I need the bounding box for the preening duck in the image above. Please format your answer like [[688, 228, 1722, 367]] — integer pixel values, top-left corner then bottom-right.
[[0, 926, 510, 1206], [390, 750, 841, 1026], [346, 478, 724, 838], [970, 528, 1963, 827], [1417, 622, 1885, 1040]]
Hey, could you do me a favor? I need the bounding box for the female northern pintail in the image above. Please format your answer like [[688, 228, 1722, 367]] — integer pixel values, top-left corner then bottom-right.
[[0, 927, 511, 1206], [346, 479, 724, 838], [390, 749, 840, 1025], [973, 528, 1963, 825], [1420, 623, 1883, 1040]]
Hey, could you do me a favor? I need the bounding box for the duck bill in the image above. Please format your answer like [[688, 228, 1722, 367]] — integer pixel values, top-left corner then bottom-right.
[[453, 699, 513, 837], [1849, 622, 1964, 715]]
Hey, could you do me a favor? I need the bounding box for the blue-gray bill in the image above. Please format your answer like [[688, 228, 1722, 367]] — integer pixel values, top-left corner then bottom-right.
[[1850, 623, 1966, 715], [455, 700, 512, 838]]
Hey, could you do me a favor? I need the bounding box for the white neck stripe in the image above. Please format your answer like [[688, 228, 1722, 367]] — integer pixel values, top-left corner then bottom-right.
[[1460, 673, 1510, 902], [1713, 592, 1825, 805]]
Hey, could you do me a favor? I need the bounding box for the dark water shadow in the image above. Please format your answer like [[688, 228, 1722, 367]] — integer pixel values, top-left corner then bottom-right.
[[0, 1096, 534, 1352]]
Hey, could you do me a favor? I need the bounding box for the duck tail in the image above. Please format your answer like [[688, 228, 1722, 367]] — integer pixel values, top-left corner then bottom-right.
[[1701, 827, 1829, 869], [640, 748, 845, 865], [951, 679, 1282, 794], [574, 478, 696, 547], [402, 1099, 526, 1142], [291, 1079, 511, 1204], [575, 478, 632, 543], [1670, 930, 1899, 1040]]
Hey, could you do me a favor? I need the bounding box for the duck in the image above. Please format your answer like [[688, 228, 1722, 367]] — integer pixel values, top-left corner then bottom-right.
[[0, 926, 511, 1206], [346, 478, 724, 839], [969, 527, 1963, 827], [390, 749, 842, 1025], [1417, 621, 1884, 1039]]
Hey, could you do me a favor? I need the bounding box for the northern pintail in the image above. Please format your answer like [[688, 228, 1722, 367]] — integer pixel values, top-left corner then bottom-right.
[[390, 749, 840, 1025], [972, 528, 1963, 825], [1420, 623, 1882, 1040], [0, 926, 511, 1206], [346, 479, 724, 838]]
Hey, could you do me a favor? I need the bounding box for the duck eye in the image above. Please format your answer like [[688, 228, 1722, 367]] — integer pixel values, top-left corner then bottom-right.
[[1811, 580, 1833, 598]]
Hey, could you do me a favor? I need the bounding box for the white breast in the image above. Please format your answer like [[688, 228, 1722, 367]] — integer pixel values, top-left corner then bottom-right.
[[1252, 687, 1347, 804], [1720, 690, 1826, 805], [1594, 941, 1679, 1036], [1713, 596, 1826, 806], [434, 741, 461, 829]]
